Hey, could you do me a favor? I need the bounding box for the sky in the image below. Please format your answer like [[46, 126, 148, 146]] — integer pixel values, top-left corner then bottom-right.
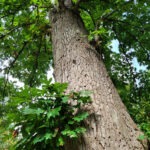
[[111, 39, 147, 72]]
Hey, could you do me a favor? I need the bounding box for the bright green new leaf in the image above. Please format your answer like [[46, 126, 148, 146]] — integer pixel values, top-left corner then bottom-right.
[[23, 108, 44, 116], [57, 136, 64, 146], [73, 112, 89, 122], [61, 130, 78, 138], [33, 135, 45, 144], [138, 134, 146, 141], [44, 133, 53, 140], [62, 96, 69, 103], [47, 106, 61, 119]]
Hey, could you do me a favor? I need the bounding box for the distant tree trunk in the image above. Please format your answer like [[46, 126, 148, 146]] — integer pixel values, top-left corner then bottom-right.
[[50, 8, 148, 150]]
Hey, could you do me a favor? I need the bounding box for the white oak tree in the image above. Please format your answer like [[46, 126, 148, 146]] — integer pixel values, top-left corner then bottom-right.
[[49, 0, 148, 149], [0, 0, 149, 149]]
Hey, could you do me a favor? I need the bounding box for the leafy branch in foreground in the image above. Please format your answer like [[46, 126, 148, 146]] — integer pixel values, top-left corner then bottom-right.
[[6, 79, 91, 150]]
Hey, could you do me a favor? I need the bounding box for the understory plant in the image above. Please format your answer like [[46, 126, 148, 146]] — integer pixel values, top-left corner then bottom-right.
[[6, 79, 91, 150]]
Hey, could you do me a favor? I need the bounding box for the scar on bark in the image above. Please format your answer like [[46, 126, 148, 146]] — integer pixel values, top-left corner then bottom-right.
[[73, 59, 76, 64]]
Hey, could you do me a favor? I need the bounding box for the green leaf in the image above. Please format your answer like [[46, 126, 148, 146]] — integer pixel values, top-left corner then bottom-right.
[[23, 108, 44, 116], [44, 133, 53, 140], [75, 127, 86, 134], [138, 134, 146, 140], [73, 112, 89, 122], [13, 21, 19, 26], [57, 136, 64, 146], [62, 96, 69, 103], [33, 135, 45, 144], [61, 130, 78, 138], [72, 0, 78, 4], [68, 120, 74, 125], [47, 107, 61, 119], [79, 90, 92, 97]]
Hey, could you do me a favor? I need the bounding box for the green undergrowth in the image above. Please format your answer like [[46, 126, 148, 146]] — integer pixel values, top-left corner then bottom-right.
[[6, 79, 91, 150]]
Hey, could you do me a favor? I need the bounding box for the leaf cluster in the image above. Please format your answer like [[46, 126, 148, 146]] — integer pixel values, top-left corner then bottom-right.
[[5, 79, 91, 150]]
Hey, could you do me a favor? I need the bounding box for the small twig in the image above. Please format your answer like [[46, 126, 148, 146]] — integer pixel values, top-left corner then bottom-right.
[[117, 21, 146, 52], [0, 26, 18, 39], [0, 41, 28, 74], [96, 0, 133, 26], [10, 42, 28, 68], [0, 22, 35, 39], [28, 36, 42, 87]]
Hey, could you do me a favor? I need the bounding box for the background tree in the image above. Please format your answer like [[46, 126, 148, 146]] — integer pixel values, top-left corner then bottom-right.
[[0, 0, 149, 149]]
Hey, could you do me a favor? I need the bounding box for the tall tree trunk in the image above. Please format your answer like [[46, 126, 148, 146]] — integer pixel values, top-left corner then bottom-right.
[[50, 9, 148, 150]]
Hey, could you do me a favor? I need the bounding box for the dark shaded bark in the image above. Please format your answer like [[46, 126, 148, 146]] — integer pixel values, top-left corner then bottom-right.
[[50, 8, 148, 150]]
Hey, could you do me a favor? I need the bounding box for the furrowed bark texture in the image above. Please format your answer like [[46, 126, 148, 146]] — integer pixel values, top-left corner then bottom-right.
[[50, 9, 148, 150]]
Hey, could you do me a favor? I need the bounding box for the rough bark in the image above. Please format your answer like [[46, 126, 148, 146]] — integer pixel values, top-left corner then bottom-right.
[[50, 9, 148, 150]]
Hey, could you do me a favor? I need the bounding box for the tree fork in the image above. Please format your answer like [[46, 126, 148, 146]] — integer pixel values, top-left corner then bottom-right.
[[49, 8, 148, 150]]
